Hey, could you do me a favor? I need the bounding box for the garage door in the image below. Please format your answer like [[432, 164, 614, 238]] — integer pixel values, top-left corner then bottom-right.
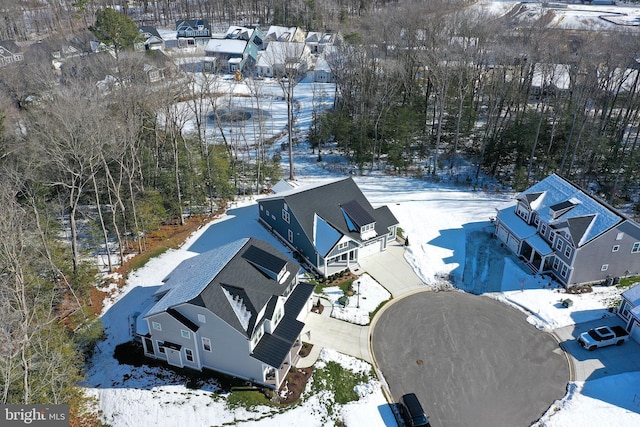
[[496, 225, 508, 243], [359, 239, 382, 258], [506, 234, 520, 253]]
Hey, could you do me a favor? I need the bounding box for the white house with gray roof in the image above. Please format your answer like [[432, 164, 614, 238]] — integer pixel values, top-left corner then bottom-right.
[[495, 174, 640, 286], [258, 177, 399, 277], [136, 237, 314, 389]]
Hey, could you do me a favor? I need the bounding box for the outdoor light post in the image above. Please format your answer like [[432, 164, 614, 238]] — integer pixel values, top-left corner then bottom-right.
[[357, 280, 360, 309]]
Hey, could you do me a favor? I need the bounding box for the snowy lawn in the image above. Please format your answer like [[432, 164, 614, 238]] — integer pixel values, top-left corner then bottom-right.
[[321, 274, 391, 325], [87, 8, 640, 422]]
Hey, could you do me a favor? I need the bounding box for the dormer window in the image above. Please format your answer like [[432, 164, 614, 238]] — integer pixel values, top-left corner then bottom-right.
[[361, 223, 375, 233], [549, 199, 579, 219], [516, 205, 529, 222], [341, 199, 377, 240]]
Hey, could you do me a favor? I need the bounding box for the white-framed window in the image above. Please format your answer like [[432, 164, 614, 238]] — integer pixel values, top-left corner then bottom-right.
[[338, 241, 348, 250], [555, 239, 563, 251], [185, 348, 194, 362], [534, 216, 539, 226], [198, 314, 206, 323], [152, 321, 162, 331], [516, 206, 529, 221], [564, 246, 572, 258], [616, 232, 624, 241], [561, 263, 568, 278], [159, 345, 165, 354], [282, 209, 290, 223], [181, 330, 190, 339], [271, 214, 276, 220], [202, 337, 212, 352], [288, 229, 294, 243], [612, 245, 620, 253], [540, 223, 547, 235], [266, 209, 270, 216], [260, 205, 263, 211], [549, 231, 555, 243], [361, 223, 375, 232], [552, 257, 560, 270], [633, 242, 640, 253], [601, 264, 609, 271]]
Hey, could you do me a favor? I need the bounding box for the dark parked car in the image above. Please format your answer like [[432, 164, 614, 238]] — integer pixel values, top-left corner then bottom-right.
[[400, 393, 430, 427]]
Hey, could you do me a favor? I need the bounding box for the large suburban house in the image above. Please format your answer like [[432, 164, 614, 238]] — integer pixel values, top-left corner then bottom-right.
[[256, 41, 312, 78], [204, 26, 263, 73], [138, 26, 165, 51], [263, 25, 306, 46], [618, 284, 640, 344], [136, 237, 314, 389], [176, 19, 211, 47], [495, 174, 640, 286], [258, 177, 399, 277]]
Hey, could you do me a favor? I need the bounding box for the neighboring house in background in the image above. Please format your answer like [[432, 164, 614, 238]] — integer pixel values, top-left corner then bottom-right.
[[176, 19, 211, 47], [258, 177, 399, 277], [256, 41, 311, 78], [618, 284, 640, 344], [305, 31, 341, 54], [313, 45, 336, 83], [0, 40, 24, 66], [203, 26, 263, 74], [531, 63, 571, 98], [139, 26, 165, 50], [263, 25, 305, 47], [495, 174, 640, 287], [136, 237, 314, 389]]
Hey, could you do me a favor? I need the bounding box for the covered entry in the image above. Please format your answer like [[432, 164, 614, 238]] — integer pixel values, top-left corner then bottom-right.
[[520, 235, 553, 273]]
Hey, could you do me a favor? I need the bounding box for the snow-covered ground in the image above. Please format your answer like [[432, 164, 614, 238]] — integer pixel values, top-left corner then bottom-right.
[[85, 3, 640, 424], [322, 274, 391, 325]]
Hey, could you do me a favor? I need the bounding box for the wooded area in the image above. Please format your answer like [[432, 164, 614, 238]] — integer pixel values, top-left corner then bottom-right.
[[1, 0, 639, 423]]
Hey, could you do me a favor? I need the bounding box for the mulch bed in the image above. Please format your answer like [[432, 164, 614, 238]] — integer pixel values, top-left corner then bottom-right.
[[279, 367, 314, 404], [311, 300, 324, 314]]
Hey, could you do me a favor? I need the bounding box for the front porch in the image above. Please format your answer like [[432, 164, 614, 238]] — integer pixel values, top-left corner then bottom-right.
[[264, 339, 303, 388], [320, 249, 358, 278], [519, 235, 553, 274]]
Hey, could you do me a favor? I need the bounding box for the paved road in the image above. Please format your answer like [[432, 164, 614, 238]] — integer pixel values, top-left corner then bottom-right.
[[372, 291, 569, 427]]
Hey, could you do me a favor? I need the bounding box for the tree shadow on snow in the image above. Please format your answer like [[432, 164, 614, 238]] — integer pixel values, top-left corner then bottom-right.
[[185, 204, 291, 257]]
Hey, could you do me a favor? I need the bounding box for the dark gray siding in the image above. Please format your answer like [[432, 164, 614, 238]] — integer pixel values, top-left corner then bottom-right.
[[571, 221, 640, 285], [259, 199, 318, 268]]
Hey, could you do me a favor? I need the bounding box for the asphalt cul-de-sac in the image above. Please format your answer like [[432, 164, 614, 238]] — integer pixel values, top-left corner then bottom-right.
[[372, 291, 569, 427]]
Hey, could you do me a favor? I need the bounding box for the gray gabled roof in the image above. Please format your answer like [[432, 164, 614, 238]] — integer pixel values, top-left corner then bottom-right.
[[260, 177, 399, 246], [517, 174, 624, 246], [145, 238, 300, 338], [190, 238, 299, 337], [251, 282, 313, 367], [146, 238, 247, 317]]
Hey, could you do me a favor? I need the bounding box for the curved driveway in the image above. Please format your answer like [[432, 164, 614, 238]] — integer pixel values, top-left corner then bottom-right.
[[371, 291, 569, 427]]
